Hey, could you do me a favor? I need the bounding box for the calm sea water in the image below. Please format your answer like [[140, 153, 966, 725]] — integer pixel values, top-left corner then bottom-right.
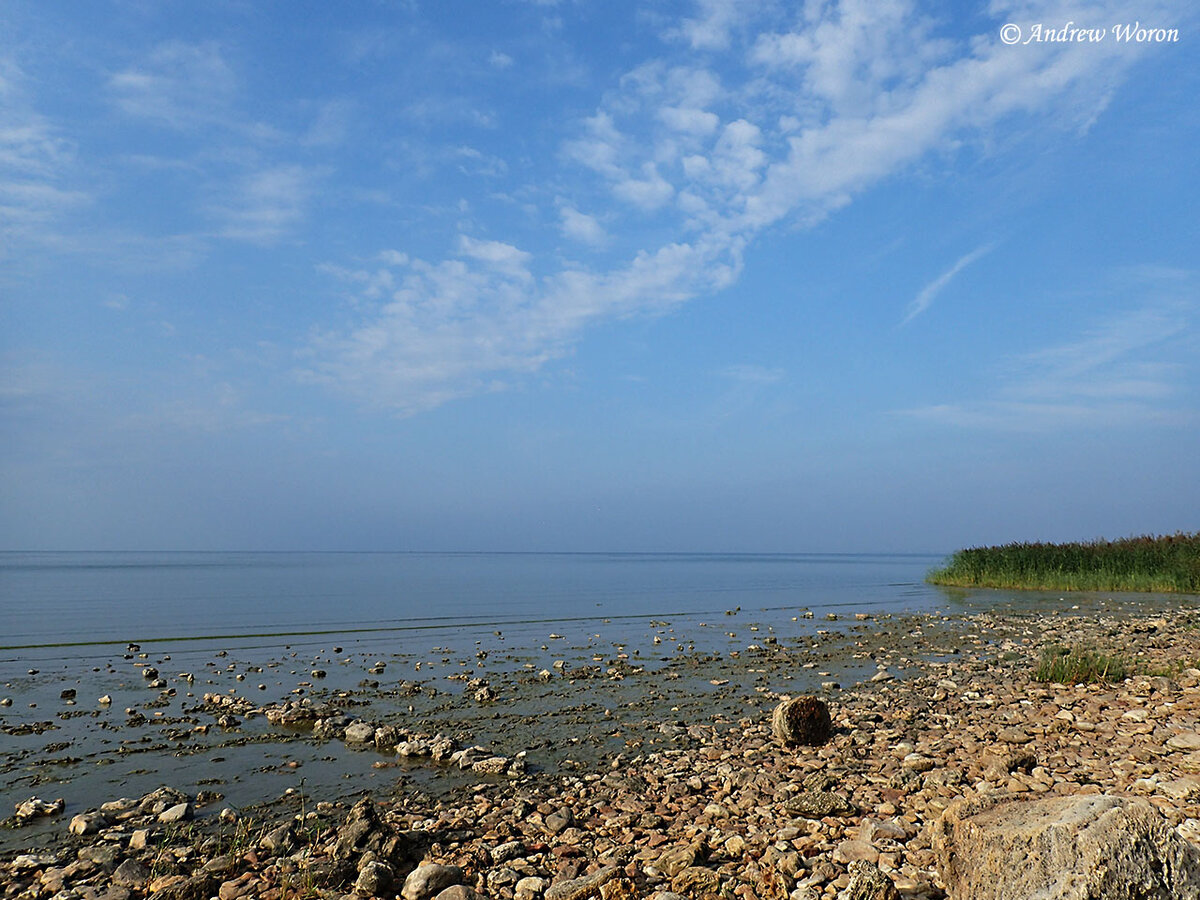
[[1, 551, 949, 649]]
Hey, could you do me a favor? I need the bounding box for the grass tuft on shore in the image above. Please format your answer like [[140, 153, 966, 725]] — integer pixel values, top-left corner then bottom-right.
[[1034, 645, 1129, 684], [927, 532, 1200, 593]]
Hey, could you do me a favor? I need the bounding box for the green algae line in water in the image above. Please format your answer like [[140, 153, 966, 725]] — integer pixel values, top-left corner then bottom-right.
[[927, 533, 1200, 593]]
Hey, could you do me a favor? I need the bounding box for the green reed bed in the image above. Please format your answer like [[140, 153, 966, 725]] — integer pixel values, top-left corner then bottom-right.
[[927, 533, 1200, 593]]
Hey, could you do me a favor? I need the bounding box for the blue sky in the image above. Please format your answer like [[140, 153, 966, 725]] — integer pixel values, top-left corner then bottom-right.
[[2, 0, 1197, 552]]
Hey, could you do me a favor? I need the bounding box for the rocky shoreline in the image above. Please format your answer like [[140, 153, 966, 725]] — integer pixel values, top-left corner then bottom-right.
[[5, 600, 1200, 899]]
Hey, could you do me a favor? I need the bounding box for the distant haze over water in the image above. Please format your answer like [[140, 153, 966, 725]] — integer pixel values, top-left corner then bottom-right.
[[1, 551, 948, 649]]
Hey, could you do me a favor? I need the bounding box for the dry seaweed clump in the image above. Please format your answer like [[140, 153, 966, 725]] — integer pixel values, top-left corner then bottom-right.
[[771, 695, 832, 746]]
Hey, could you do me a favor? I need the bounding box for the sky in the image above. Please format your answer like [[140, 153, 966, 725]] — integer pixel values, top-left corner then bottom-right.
[[1, 0, 1197, 553]]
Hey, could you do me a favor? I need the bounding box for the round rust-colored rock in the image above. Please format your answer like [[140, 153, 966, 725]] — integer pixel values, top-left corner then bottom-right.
[[771, 696, 832, 746]]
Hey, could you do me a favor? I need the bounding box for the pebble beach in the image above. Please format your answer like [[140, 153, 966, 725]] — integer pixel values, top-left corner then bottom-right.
[[4, 593, 1200, 899]]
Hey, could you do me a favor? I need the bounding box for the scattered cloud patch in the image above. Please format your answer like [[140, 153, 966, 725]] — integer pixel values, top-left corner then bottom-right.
[[0, 58, 88, 244], [721, 364, 784, 385], [302, 100, 354, 147], [901, 243, 995, 325], [559, 205, 607, 246], [455, 146, 508, 177], [898, 296, 1195, 431], [109, 42, 238, 131], [303, 235, 740, 415], [304, 0, 1184, 414], [614, 162, 675, 210], [211, 165, 316, 243], [674, 0, 742, 50]]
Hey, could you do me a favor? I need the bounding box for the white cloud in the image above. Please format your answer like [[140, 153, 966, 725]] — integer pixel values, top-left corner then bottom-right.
[[489, 50, 514, 69], [659, 106, 720, 135], [307, 0, 1185, 415], [0, 58, 89, 246], [560, 205, 607, 246], [211, 165, 316, 243], [752, 0, 952, 117], [709, 120, 766, 191], [302, 100, 354, 147], [614, 162, 675, 210], [564, 112, 625, 178], [303, 235, 740, 415], [898, 296, 1196, 431], [455, 145, 508, 177], [109, 42, 239, 131], [721, 364, 784, 385], [1005, 306, 1187, 399], [901, 243, 995, 325], [318, 262, 396, 300], [457, 235, 533, 278], [675, 0, 742, 51]]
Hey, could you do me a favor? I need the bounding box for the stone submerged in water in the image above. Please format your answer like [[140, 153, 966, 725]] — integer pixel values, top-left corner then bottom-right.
[[14, 796, 64, 822], [771, 696, 832, 747], [931, 793, 1200, 900]]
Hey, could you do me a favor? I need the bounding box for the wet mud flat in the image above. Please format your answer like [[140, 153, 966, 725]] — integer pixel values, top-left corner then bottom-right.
[[3, 592, 1200, 898]]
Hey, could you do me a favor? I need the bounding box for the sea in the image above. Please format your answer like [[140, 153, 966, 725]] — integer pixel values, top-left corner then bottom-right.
[[0, 550, 952, 650]]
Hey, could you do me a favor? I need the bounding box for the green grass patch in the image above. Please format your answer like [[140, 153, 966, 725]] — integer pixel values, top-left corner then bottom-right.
[[927, 532, 1200, 593], [1034, 645, 1129, 684]]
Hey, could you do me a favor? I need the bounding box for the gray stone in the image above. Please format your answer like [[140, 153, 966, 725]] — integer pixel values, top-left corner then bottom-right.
[[544, 807, 574, 834], [784, 790, 854, 818], [158, 801, 193, 823], [472, 755, 511, 774], [656, 843, 704, 878], [546, 866, 620, 900], [112, 857, 151, 888], [148, 873, 219, 900], [137, 786, 188, 815], [78, 843, 119, 868], [100, 797, 141, 818], [402, 863, 465, 900], [260, 821, 296, 855], [69, 811, 109, 835], [670, 867, 721, 898], [333, 795, 409, 862], [14, 796, 64, 821], [11, 853, 58, 871], [435, 887, 483, 900], [837, 860, 898, 900], [344, 721, 377, 744], [1166, 732, 1200, 751], [491, 840, 526, 864], [355, 859, 395, 895], [833, 840, 879, 865], [932, 793, 1200, 899]]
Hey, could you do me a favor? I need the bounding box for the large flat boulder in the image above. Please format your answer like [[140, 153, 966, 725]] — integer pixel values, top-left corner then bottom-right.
[[931, 793, 1200, 899]]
